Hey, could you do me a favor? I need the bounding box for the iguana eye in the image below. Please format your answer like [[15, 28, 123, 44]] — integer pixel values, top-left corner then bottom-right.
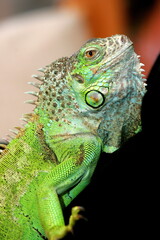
[[85, 50, 97, 59], [85, 90, 105, 108], [79, 45, 103, 64]]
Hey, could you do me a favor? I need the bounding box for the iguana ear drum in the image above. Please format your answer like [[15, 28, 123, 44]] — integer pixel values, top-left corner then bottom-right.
[[85, 90, 105, 108]]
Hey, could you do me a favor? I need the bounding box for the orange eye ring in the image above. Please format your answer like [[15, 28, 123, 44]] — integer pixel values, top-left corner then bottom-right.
[[85, 50, 97, 58]]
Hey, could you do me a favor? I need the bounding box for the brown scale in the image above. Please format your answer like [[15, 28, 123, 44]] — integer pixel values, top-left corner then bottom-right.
[[35, 124, 58, 164]]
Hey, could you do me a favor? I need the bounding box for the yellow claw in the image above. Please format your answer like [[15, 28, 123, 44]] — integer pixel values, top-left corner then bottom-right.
[[69, 206, 86, 229], [47, 206, 86, 240]]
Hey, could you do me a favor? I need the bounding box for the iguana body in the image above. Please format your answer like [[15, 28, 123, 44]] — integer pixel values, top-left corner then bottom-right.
[[0, 35, 146, 240]]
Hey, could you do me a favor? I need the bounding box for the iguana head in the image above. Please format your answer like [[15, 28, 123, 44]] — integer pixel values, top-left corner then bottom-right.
[[31, 35, 146, 153], [68, 34, 146, 152]]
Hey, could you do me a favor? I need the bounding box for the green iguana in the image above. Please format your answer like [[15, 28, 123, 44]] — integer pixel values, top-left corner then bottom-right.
[[0, 35, 146, 240]]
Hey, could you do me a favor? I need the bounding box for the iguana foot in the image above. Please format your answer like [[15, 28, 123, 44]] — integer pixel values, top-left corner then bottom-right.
[[68, 206, 85, 231], [47, 206, 85, 240]]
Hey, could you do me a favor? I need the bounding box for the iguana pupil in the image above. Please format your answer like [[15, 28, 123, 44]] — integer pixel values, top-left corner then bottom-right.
[[85, 49, 97, 59]]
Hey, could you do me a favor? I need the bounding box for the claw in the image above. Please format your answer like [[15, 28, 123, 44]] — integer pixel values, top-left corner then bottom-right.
[[69, 206, 86, 229], [47, 206, 86, 240]]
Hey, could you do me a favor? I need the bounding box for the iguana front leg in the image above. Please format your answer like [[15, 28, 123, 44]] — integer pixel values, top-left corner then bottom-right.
[[37, 135, 102, 240], [61, 164, 97, 207]]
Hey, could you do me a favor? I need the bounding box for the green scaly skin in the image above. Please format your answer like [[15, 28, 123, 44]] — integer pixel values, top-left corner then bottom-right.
[[0, 35, 146, 239]]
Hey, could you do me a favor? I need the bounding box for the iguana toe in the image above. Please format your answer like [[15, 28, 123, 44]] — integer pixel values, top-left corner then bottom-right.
[[47, 206, 85, 240]]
